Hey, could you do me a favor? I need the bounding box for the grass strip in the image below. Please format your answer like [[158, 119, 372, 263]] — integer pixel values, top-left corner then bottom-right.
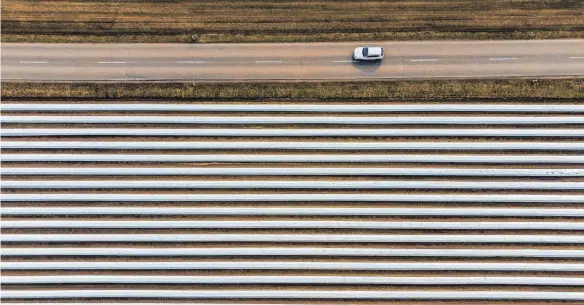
[[2, 79, 583, 100], [4, 31, 584, 44]]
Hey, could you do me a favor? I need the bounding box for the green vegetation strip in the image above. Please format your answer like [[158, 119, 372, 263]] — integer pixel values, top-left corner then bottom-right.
[[3, 0, 583, 43], [2, 80, 583, 100]]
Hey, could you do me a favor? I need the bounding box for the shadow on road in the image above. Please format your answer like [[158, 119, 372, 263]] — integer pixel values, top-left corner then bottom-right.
[[351, 59, 383, 73]]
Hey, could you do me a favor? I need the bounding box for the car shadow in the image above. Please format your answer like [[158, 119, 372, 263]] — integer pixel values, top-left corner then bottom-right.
[[351, 59, 383, 73]]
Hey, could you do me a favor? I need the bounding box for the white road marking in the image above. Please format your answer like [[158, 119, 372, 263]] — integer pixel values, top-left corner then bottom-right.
[[98, 62, 126, 64], [19, 61, 47, 64], [333, 60, 360, 63], [107, 78, 146, 81], [569, 57, 584, 59], [489, 57, 517, 61], [177, 61, 204, 64], [411, 59, 438, 62], [255, 60, 282, 63]]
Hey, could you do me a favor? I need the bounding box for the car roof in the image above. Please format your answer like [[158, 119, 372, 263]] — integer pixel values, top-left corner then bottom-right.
[[366, 47, 383, 56]]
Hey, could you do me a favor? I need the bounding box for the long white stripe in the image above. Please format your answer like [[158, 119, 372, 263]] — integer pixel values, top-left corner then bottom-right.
[[2, 115, 582, 124], [4, 128, 582, 137], [4, 275, 583, 285], [411, 59, 438, 62], [3, 194, 584, 202], [4, 247, 584, 257], [4, 141, 583, 150], [3, 234, 583, 243], [3, 290, 584, 300], [490, 57, 517, 61], [5, 220, 582, 230], [3, 167, 582, 176], [4, 153, 583, 163], [3, 261, 583, 271], [4, 180, 583, 190], [4, 207, 580, 217], [3, 103, 583, 112]]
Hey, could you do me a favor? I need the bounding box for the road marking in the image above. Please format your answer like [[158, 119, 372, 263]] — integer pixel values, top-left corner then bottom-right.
[[489, 57, 517, 61], [255, 60, 282, 63], [19, 61, 47, 64], [411, 59, 438, 62], [177, 61, 204, 64], [569, 57, 584, 59], [333, 60, 360, 63], [108, 78, 146, 81], [98, 61, 126, 64]]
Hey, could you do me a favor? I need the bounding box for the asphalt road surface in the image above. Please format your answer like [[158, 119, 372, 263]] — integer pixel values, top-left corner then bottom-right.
[[2, 40, 584, 81]]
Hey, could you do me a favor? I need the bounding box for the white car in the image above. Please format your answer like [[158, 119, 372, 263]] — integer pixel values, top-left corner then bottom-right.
[[353, 46, 384, 61]]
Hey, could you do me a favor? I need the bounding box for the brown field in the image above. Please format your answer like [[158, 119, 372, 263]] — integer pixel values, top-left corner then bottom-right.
[[2, 0, 584, 43]]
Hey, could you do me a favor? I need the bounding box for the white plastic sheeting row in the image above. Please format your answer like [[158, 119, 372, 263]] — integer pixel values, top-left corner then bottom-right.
[[4, 140, 584, 150], [3, 153, 584, 163], [4, 275, 584, 285], [3, 115, 583, 124], [4, 103, 583, 112], [4, 128, 584, 137], [4, 220, 583, 230], [3, 207, 581, 217], [4, 261, 583, 271], [4, 247, 584, 257], [4, 194, 584, 202], [3, 234, 583, 243], [4, 290, 584, 300], [4, 180, 583, 189], [3, 167, 582, 176]]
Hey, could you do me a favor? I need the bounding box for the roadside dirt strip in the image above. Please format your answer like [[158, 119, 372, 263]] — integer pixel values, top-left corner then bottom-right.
[[1, 101, 584, 304]]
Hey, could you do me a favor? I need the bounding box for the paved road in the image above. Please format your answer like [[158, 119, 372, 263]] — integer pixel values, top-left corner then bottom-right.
[[2, 40, 584, 81]]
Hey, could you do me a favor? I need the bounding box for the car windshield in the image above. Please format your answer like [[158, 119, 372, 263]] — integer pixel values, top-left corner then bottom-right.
[[362, 48, 368, 57]]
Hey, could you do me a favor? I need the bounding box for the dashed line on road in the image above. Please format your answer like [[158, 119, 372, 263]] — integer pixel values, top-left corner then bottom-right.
[[489, 57, 517, 61], [569, 57, 584, 59], [333, 60, 360, 63], [19, 61, 48, 64], [177, 61, 205, 64], [255, 60, 283, 63], [98, 62, 127, 64], [411, 59, 438, 62]]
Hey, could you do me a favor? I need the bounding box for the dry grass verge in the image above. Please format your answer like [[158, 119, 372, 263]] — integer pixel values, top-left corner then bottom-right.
[[2, 79, 583, 100], [2, 0, 583, 43]]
